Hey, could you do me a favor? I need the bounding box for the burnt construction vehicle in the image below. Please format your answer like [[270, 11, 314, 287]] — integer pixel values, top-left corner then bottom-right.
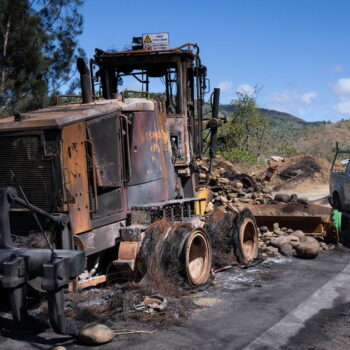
[[0, 37, 258, 334]]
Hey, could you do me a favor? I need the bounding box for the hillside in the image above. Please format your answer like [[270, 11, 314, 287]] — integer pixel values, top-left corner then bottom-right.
[[219, 104, 325, 131], [217, 103, 350, 161]]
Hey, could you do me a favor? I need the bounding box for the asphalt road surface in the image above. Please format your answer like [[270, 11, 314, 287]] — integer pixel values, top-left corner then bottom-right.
[[1, 248, 350, 350]]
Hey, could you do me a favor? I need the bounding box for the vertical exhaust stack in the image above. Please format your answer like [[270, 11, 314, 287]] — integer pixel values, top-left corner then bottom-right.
[[209, 88, 220, 173], [77, 58, 93, 104]]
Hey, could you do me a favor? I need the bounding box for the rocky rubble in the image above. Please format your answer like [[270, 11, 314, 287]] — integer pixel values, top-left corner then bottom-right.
[[258, 223, 330, 259], [201, 166, 309, 211]]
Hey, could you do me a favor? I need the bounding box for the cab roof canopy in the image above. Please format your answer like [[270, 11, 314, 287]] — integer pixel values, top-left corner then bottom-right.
[[94, 44, 197, 74]]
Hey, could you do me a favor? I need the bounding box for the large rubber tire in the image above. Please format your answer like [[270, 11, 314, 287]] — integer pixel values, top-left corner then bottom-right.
[[183, 229, 212, 286], [232, 208, 258, 265], [332, 192, 344, 212]]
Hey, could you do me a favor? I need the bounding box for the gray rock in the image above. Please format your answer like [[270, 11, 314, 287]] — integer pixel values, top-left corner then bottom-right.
[[205, 202, 214, 213], [290, 194, 298, 203], [228, 192, 238, 199], [262, 187, 272, 194], [297, 197, 309, 205], [218, 177, 230, 184], [237, 190, 246, 197], [259, 226, 269, 233], [290, 241, 300, 248], [292, 230, 305, 239], [270, 236, 291, 248], [279, 243, 295, 257], [320, 242, 329, 251], [273, 229, 285, 236], [273, 222, 280, 231], [287, 229, 294, 234], [295, 242, 320, 259], [303, 236, 319, 244], [79, 323, 114, 345], [233, 180, 243, 189], [274, 193, 291, 203], [263, 231, 273, 238], [289, 235, 301, 243], [217, 195, 228, 203], [239, 198, 252, 203], [265, 246, 279, 257]]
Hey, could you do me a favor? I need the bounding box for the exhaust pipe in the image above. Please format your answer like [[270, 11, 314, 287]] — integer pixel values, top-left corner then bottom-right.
[[77, 58, 93, 104]]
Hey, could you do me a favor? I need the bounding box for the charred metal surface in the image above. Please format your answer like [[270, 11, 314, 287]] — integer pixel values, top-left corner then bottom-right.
[[0, 187, 85, 334], [131, 198, 204, 225], [62, 122, 91, 234], [87, 113, 123, 187], [0, 131, 60, 212], [255, 215, 325, 234], [120, 225, 145, 242], [127, 110, 175, 206], [74, 221, 123, 256], [249, 203, 331, 233]]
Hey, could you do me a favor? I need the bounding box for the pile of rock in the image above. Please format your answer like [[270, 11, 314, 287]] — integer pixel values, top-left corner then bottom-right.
[[203, 167, 309, 212], [259, 223, 329, 259]]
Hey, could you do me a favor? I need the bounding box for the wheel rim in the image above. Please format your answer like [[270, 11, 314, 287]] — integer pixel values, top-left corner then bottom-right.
[[239, 218, 257, 262], [185, 229, 212, 285]]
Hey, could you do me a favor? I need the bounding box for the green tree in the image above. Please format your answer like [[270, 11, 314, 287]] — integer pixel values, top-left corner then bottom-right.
[[218, 89, 270, 164], [0, 0, 84, 116]]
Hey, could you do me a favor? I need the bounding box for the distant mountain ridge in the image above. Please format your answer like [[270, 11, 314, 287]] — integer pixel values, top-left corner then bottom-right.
[[218, 104, 324, 130]]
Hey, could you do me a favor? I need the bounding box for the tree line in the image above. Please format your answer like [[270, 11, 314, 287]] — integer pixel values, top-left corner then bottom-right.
[[0, 0, 84, 117]]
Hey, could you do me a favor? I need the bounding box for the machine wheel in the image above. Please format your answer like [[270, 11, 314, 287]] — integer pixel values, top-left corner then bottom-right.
[[332, 192, 344, 211], [183, 229, 212, 286], [232, 209, 258, 264]]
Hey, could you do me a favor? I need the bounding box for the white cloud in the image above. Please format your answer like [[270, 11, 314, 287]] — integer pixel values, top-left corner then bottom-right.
[[332, 64, 344, 73], [266, 90, 318, 117], [336, 100, 350, 114], [237, 84, 255, 95], [217, 81, 233, 93], [332, 78, 350, 95], [269, 90, 317, 104], [301, 92, 317, 104]]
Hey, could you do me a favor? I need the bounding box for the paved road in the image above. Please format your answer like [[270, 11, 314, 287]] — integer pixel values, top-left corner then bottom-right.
[[1, 249, 350, 349]]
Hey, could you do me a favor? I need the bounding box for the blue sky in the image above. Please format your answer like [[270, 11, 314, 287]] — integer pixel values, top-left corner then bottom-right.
[[79, 0, 350, 122]]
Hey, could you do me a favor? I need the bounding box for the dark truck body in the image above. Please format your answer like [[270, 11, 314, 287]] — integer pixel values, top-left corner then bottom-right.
[[329, 150, 350, 211]]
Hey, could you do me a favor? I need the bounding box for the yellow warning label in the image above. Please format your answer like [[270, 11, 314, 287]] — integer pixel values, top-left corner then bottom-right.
[[144, 35, 152, 43]]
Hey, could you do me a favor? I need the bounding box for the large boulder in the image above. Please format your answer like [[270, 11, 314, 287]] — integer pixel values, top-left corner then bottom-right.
[[79, 323, 114, 345], [295, 242, 320, 259], [292, 230, 305, 239], [279, 243, 295, 257], [303, 236, 319, 244], [289, 235, 301, 248], [270, 236, 291, 248], [259, 226, 269, 234], [274, 193, 291, 203], [264, 246, 279, 257]]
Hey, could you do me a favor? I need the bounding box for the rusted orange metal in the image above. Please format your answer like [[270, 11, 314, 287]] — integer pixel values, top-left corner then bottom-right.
[[62, 122, 92, 234], [56, 94, 81, 104]]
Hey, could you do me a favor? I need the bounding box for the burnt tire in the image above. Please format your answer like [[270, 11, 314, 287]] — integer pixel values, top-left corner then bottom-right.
[[183, 229, 212, 286], [332, 192, 344, 211], [232, 208, 258, 264]]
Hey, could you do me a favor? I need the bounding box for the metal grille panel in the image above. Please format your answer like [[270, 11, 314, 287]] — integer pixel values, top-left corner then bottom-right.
[[0, 135, 55, 211]]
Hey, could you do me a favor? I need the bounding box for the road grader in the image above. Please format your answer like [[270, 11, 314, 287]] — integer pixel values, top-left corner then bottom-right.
[[0, 36, 258, 334]]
